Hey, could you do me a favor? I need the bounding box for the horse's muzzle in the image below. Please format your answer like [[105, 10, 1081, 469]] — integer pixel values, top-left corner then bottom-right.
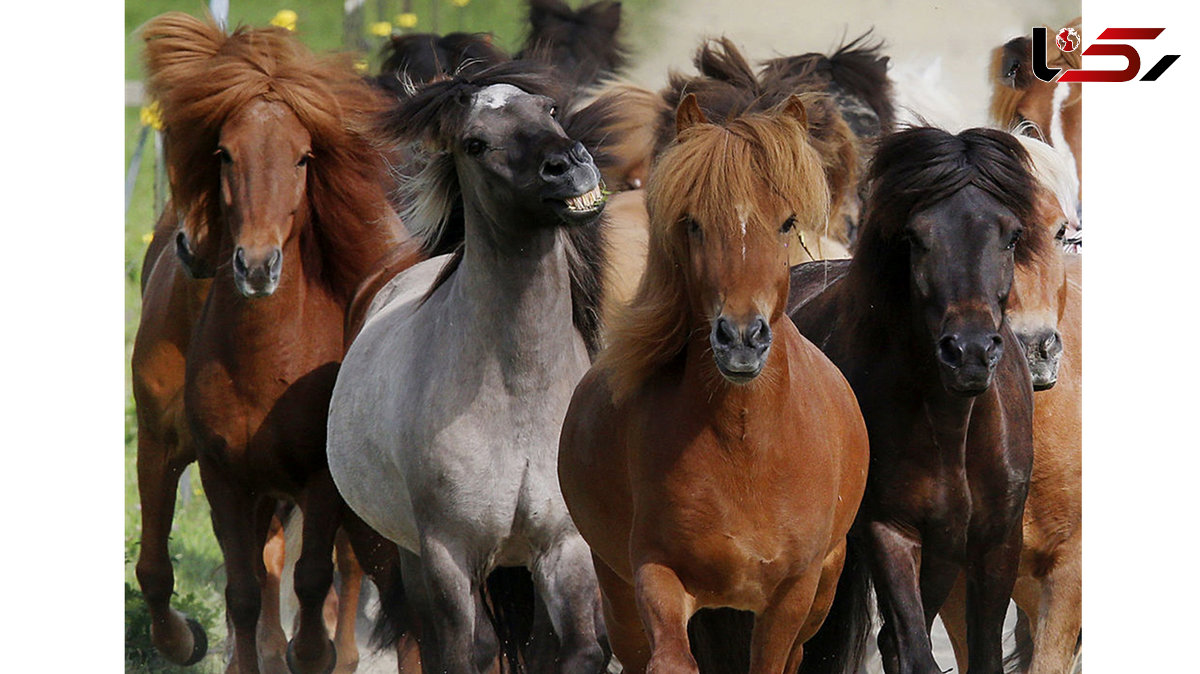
[[710, 315, 772, 384], [1017, 328, 1062, 391], [232, 245, 282, 298], [936, 329, 1003, 396]]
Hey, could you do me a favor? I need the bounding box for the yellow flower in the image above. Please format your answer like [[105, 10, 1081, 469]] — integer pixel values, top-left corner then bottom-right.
[[395, 12, 418, 28], [140, 101, 164, 131], [353, 59, 369, 74], [369, 21, 393, 37], [451, 0, 470, 6], [142, 232, 154, 244], [270, 9, 298, 31]]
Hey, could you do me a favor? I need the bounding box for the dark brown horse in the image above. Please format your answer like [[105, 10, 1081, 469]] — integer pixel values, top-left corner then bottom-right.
[[788, 127, 1045, 674], [373, 31, 509, 97], [141, 13, 418, 673], [559, 95, 869, 673], [517, 0, 628, 88]]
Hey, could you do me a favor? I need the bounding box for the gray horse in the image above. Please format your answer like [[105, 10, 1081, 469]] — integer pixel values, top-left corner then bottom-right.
[[326, 64, 609, 673]]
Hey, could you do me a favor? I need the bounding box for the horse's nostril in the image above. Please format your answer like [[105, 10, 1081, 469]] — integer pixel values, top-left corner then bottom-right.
[[987, 334, 1004, 363], [233, 248, 248, 275], [713, 317, 738, 348], [268, 248, 283, 276], [541, 155, 569, 178], [746, 317, 771, 349], [938, 336, 964, 368]]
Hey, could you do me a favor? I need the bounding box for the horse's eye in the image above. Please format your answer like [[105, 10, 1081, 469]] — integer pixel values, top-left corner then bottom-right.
[[549, 104, 557, 117], [464, 138, 487, 156], [780, 215, 797, 234], [684, 217, 701, 237], [215, 147, 232, 165], [1054, 223, 1067, 240], [297, 152, 313, 168], [1004, 229, 1023, 251]]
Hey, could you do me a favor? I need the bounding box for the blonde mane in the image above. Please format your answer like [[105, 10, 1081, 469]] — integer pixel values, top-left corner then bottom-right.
[[597, 108, 829, 402]]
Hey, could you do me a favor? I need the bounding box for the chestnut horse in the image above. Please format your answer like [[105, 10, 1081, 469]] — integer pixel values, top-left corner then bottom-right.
[[558, 94, 869, 673], [787, 127, 1044, 674], [939, 139, 1083, 674], [141, 13, 416, 674], [989, 17, 1082, 199]]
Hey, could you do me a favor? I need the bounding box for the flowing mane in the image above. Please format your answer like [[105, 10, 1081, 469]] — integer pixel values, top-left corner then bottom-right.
[[598, 105, 830, 402], [842, 127, 1045, 338], [760, 32, 896, 138], [988, 18, 1082, 132], [654, 38, 857, 244], [142, 12, 401, 304], [374, 31, 509, 96], [1015, 133, 1080, 235], [379, 60, 609, 355]]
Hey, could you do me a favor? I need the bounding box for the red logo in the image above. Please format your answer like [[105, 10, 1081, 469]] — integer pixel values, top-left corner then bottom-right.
[[1033, 26, 1179, 83]]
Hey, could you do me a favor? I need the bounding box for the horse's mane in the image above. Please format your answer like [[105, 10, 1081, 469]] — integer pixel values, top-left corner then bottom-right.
[[517, 0, 628, 88], [654, 38, 857, 244], [143, 12, 401, 304], [374, 32, 509, 96], [379, 60, 609, 355], [843, 127, 1045, 335], [1015, 133, 1080, 233], [760, 32, 896, 137], [598, 105, 831, 402]]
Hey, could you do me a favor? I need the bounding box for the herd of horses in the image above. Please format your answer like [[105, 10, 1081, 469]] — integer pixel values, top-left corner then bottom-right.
[[129, 2, 1082, 673]]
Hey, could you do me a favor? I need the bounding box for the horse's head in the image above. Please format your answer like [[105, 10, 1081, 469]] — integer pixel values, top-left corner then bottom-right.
[[456, 82, 604, 231], [860, 128, 1039, 397], [216, 98, 312, 298], [649, 94, 829, 384]]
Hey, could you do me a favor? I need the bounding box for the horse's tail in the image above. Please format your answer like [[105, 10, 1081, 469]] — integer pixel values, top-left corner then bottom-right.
[[688, 608, 754, 673], [797, 536, 873, 674], [482, 566, 538, 673]]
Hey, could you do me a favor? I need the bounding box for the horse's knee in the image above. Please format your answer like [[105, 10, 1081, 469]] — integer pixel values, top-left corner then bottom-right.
[[294, 555, 335, 607], [226, 580, 263, 630], [135, 560, 174, 606]]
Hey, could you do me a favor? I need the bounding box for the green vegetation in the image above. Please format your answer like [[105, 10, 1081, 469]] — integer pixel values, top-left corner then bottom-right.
[[124, 1, 659, 671]]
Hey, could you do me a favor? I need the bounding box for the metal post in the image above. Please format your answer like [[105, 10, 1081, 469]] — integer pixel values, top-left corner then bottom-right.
[[345, 0, 368, 52]]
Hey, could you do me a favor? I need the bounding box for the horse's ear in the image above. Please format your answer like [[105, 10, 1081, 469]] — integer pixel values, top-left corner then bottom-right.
[[781, 94, 808, 131], [594, 1, 623, 33], [675, 94, 708, 135]]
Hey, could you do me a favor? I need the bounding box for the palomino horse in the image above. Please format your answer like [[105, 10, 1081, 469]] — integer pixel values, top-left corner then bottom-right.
[[517, 0, 627, 89], [558, 94, 869, 673], [788, 127, 1045, 674], [989, 17, 1082, 199], [142, 13, 416, 673], [326, 62, 610, 673], [939, 137, 1083, 674]]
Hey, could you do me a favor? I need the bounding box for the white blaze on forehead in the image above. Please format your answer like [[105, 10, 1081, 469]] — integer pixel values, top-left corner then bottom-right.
[[473, 83, 525, 111], [736, 204, 748, 261]]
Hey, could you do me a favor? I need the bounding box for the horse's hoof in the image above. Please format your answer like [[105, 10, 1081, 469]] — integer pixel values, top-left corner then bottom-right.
[[286, 638, 336, 674], [181, 617, 208, 666]]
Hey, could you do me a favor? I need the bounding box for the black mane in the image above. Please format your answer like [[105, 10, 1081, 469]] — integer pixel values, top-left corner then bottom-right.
[[517, 0, 628, 88], [373, 31, 509, 96]]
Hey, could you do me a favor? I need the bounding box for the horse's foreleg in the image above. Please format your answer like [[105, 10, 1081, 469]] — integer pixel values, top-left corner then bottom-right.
[[288, 469, 340, 674], [257, 504, 290, 674], [937, 573, 970, 673], [593, 554, 650, 673], [865, 521, 942, 674], [418, 534, 486, 673], [199, 456, 265, 674], [633, 562, 700, 674], [331, 529, 362, 674], [532, 536, 607, 673], [134, 431, 206, 665], [965, 521, 1024, 674], [1027, 539, 1082, 674], [749, 567, 823, 674]]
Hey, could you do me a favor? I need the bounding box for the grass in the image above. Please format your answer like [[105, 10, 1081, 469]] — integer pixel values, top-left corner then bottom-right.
[[123, 1, 661, 671]]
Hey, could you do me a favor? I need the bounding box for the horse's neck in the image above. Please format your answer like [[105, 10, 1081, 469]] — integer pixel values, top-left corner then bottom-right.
[[205, 231, 341, 363], [447, 205, 584, 372]]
